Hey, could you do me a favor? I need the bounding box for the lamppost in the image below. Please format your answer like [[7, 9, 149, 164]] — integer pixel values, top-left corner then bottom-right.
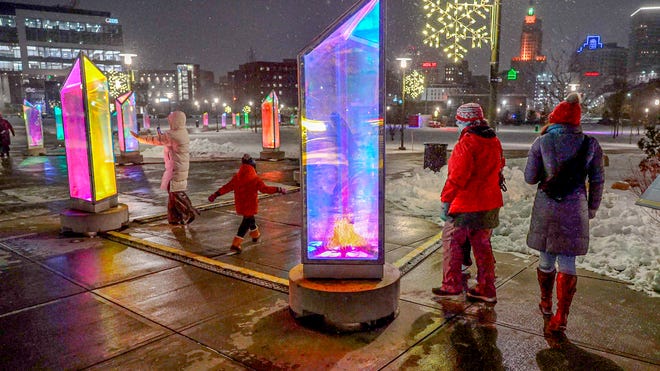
[[249, 100, 256, 133], [165, 92, 174, 114], [396, 57, 411, 150], [422, 0, 501, 126], [214, 97, 219, 131], [118, 52, 137, 90]]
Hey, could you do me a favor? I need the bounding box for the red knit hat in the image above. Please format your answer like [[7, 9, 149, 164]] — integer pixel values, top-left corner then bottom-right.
[[548, 93, 581, 125]]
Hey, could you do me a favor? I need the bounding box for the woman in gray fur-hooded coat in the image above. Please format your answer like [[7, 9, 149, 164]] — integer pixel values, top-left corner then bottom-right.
[[132, 110, 198, 224], [524, 93, 604, 343]]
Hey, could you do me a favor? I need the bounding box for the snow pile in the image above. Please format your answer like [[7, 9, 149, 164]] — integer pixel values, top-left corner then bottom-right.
[[141, 138, 244, 159], [386, 156, 660, 296]]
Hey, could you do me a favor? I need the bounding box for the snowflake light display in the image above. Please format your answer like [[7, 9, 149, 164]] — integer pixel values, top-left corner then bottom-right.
[[106, 70, 131, 99], [422, 0, 492, 62], [404, 70, 425, 99]]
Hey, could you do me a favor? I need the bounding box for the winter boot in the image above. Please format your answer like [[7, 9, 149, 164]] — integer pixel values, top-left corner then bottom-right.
[[249, 227, 261, 242], [547, 273, 577, 335], [537, 268, 556, 317], [230, 236, 244, 253]]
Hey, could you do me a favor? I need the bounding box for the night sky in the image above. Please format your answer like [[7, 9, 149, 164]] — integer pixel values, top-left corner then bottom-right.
[[15, 0, 653, 77]]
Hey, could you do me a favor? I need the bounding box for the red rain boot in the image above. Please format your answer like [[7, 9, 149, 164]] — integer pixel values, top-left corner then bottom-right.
[[547, 273, 577, 335], [537, 268, 556, 317]]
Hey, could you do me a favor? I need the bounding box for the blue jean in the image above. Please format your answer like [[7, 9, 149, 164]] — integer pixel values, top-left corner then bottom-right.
[[538, 251, 576, 275]]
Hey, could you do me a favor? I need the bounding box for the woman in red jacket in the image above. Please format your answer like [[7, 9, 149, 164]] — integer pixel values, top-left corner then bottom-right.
[[208, 154, 286, 252], [432, 103, 505, 303]]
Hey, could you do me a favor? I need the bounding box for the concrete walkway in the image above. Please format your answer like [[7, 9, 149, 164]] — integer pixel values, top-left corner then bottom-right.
[[0, 153, 657, 370]]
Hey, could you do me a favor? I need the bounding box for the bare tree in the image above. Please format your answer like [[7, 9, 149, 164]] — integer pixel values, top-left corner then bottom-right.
[[539, 50, 609, 111]]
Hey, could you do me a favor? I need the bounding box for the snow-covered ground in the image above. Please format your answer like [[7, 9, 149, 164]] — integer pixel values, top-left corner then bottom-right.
[[137, 130, 659, 296]]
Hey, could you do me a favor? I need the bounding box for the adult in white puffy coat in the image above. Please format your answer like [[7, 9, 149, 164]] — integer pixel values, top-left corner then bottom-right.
[[131, 111, 198, 224]]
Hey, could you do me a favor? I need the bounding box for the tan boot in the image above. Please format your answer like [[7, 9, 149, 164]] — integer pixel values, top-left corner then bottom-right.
[[249, 227, 261, 242], [230, 236, 243, 253]]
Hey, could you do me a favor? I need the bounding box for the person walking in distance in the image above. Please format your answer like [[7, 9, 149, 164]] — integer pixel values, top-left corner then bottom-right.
[[525, 93, 604, 345], [208, 154, 286, 253], [0, 113, 15, 158], [432, 103, 505, 303], [131, 110, 199, 225]]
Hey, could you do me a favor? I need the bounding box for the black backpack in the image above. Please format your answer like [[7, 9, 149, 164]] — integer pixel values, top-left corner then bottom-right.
[[539, 136, 591, 201]]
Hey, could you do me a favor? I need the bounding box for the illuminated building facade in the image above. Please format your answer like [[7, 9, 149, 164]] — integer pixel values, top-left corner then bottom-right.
[[571, 35, 628, 80], [628, 7, 660, 83], [175, 63, 199, 103], [509, 3, 546, 110], [228, 59, 297, 110], [0, 2, 123, 111]]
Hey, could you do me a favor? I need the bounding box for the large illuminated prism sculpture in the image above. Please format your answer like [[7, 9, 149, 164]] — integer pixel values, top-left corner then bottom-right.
[[115, 91, 143, 164], [289, 0, 399, 330], [59, 53, 128, 233], [23, 100, 45, 156], [299, 0, 384, 279], [260, 90, 285, 160], [203, 112, 209, 128]]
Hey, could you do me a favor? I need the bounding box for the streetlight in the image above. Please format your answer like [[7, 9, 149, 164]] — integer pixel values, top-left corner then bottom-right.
[[249, 100, 256, 133], [214, 97, 219, 131], [165, 92, 173, 114], [396, 57, 411, 150]]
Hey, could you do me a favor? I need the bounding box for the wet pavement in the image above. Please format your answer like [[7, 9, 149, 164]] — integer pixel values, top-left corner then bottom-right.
[[0, 148, 658, 370]]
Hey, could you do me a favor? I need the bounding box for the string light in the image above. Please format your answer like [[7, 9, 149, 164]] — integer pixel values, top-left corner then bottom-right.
[[404, 70, 425, 99], [422, 0, 492, 62], [106, 70, 130, 99]]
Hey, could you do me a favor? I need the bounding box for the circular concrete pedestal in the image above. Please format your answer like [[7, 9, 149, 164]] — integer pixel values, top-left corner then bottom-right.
[[60, 203, 129, 235], [289, 263, 400, 332]]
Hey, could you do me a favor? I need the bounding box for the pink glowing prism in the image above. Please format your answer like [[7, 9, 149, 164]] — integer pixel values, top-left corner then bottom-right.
[[60, 53, 117, 212], [115, 91, 139, 153]]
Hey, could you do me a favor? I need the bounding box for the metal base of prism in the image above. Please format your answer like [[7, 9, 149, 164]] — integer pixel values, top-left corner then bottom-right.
[[60, 203, 129, 235], [260, 149, 285, 160], [26, 147, 46, 156], [116, 152, 144, 165], [289, 263, 400, 332]]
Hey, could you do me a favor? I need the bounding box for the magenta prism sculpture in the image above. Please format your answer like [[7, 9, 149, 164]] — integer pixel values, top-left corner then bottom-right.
[[23, 100, 44, 150], [115, 91, 139, 154], [298, 0, 384, 279], [203, 112, 209, 127], [221, 113, 227, 128], [60, 53, 117, 212]]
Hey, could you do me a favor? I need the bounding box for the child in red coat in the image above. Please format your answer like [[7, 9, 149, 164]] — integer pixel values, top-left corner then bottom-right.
[[208, 154, 286, 252]]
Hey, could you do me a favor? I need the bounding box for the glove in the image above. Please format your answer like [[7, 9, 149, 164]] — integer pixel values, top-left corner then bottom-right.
[[588, 208, 597, 219], [279, 187, 287, 195], [208, 193, 218, 203], [440, 202, 450, 222]]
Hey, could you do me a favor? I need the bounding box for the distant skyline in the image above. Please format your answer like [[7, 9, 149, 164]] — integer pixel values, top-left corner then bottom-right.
[[12, 0, 655, 77]]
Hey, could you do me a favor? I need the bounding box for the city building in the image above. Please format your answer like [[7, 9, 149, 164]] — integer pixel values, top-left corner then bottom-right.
[[227, 59, 297, 111], [0, 1, 124, 111], [572, 35, 628, 79], [508, 3, 546, 109], [134, 69, 177, 116], [175, 63, 200, 106], [443, 60, 471, 85], [628, 6, 660, 84]]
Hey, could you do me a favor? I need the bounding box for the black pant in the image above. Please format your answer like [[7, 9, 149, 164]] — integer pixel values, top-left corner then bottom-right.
[[237, 216, 256, 237]]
